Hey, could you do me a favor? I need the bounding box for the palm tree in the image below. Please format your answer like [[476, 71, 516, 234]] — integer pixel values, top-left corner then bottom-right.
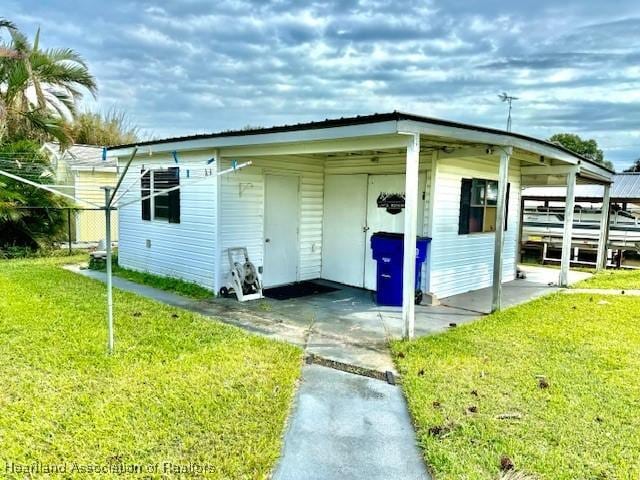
[[0, 21, 91, 252], [0, 19, 97, 146], [0, 139, 71, 252], [0, 19, 20, 59]]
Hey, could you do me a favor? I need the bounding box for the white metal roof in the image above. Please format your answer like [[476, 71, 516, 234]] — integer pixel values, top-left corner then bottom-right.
[[44, 142, 117, 168], [106, 111, 614, 184], [523, 173, 640, 200]]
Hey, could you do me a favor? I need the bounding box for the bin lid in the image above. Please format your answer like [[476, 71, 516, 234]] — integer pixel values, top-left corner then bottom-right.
[[371, 231, 432, 241]]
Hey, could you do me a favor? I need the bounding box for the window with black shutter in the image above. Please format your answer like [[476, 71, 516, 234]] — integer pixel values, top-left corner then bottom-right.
[[167, 167, 180, 223], [141, 170, 151, 221], [458, 178, 472, 234], [458, 178, 509, 234], [141, 167, 180, 223]]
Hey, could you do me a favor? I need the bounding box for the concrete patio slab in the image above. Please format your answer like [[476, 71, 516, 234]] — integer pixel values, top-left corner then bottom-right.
[[65, 263, 591, 373], [439, 265, 592, 314], [305, 332, 394, 373], [273, 364, 430, 480]]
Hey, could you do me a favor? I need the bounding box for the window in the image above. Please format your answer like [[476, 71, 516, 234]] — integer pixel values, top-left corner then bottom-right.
[[458, 178, 509, 234], [141, 167, 180, 223]]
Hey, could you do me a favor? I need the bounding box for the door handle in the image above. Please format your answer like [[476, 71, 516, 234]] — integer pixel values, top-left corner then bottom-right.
[[363, 226, 370, 233], [265, 238, 271, 243]]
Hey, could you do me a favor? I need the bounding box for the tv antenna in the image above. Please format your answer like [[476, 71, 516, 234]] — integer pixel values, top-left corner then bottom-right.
[[498, 92, 519, 132]]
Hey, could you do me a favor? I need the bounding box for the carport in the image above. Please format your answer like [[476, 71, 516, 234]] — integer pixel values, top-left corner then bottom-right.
[[209, 113, 613, 338], [522, 173, 640, 266]]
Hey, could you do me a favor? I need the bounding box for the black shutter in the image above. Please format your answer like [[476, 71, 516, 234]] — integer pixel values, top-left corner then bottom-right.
[[167, 166, 180, 224], [504, 183, 511, 231], [458, 178, 472, 234], [141, 169, 151, 220]]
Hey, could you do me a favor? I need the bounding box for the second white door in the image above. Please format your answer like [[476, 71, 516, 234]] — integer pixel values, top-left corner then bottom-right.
[[263, 174, 299, 287], [321, 173, 426, 290]]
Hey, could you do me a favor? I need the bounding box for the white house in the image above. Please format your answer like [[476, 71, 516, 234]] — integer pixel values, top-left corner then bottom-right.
[[108, 112, 613, 337]]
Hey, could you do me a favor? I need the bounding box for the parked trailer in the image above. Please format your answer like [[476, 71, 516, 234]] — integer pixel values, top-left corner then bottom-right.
[[522, 205, 640, 268]]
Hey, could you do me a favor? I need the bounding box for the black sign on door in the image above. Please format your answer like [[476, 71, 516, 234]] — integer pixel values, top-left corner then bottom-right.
[[377, 192, 405, 215]]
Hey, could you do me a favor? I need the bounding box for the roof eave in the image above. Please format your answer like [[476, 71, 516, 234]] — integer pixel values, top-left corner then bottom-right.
[[397, 118, 614, 181], [106, 111, 614, 182], [107, 119, 401, 156]]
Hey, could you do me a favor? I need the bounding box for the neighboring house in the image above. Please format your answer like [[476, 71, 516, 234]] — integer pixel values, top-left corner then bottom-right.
[[107, 112, 613, 328], [43, 143, 119, 243]]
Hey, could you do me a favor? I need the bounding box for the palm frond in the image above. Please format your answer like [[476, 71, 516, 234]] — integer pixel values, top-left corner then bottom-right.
[[0, 202, 27, 223], [4, 60, 29, 104], [44, 88, 76, 117], [0, 22, 97, 144], [20, 109, 72, 147], [0, 18, 17, 32], [44, 47, 88, 68], [8, 28, 30, 55], [32, 26, 40, 51], [30, 50, 97, 97]]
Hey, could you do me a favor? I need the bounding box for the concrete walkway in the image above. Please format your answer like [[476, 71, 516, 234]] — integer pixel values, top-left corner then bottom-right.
[[66, 265, 431, 479], [273, 365, 430, 480]]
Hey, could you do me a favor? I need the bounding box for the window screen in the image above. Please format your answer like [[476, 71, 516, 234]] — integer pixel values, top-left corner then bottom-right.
[[141, 167, 180, 223], [459, 178, 509, 234]]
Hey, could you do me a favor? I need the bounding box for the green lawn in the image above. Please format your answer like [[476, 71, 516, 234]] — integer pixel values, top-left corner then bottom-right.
[[0, 256, 301, 479], [392, 294, 640, 479], [574, 268, 640, 290], [90, 254, 214, 300]]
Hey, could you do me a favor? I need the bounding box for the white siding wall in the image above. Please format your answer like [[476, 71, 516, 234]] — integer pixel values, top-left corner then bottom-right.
[[218, 156, 324, 289], [325, 154, 428, 175], [117, 151, 217, 290], [429, 156, 522, 298], [116, 146, 521, 299]]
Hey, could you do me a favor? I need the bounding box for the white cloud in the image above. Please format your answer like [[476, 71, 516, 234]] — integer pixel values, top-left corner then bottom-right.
[[3, 0, 639, 169]]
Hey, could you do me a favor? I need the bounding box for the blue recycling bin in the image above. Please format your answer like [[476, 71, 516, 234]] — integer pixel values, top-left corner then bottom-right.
[[370, 232, 431, 306]]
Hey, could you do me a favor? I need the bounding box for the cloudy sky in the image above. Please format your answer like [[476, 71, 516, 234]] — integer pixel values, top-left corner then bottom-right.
[[4, 0, 640, 169]]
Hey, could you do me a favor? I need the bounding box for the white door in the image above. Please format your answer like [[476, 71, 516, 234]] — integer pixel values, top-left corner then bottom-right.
[[321, 174, 368, 287], [263, 174, 299, 287], [363, 174, 426, 290]]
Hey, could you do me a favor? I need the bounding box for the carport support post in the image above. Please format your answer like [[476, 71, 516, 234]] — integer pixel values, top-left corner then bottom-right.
[[402, 133, 420, 339], [559, 168, 577, 287], [491, 147, 512, 312], [596, 183, 611, 271], [103, 187, 114, 354]]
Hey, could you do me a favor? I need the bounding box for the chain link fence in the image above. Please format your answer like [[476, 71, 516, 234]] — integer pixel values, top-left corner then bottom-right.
[[5, 206, 118, 255]]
